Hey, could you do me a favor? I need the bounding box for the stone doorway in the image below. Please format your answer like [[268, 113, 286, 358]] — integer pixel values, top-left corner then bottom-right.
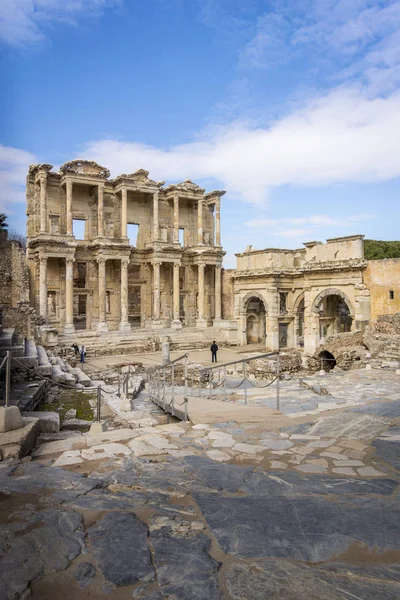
[[317, 294, 352, 343], [246, 297, 266, 344], [279, 323, 288, 348], [74, 294, 87, 330]]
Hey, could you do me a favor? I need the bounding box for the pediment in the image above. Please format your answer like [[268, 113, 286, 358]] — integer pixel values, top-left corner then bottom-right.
[[59, 159, 110, 179], [113, 169, 160, 188]]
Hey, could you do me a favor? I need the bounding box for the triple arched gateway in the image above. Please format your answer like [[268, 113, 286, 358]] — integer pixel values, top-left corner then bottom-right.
[[231, 235, 371, 354]]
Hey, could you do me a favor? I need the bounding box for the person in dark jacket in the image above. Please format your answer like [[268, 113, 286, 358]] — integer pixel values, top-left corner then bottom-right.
[[210, 341, 218, 363]]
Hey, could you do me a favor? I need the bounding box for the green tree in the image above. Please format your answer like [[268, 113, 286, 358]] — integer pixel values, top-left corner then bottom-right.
[[0, 213, 8, 230], [364, 239, 400, 260]]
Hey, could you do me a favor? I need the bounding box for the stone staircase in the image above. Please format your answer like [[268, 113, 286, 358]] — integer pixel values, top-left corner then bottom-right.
[[58, 326, 228, 356]]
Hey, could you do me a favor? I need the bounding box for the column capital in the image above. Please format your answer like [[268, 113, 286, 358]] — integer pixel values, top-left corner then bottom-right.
[[121, 256, 130, 266], [98, 182, 105, 190], [173, 262, 180, 270], [153, 260, 162, 267], [97, 256, 107, 266], [65, 257, 75, 265], [198, 263, 206, 271], [39, 256, 48, 266], [37, 171, 47, 183]]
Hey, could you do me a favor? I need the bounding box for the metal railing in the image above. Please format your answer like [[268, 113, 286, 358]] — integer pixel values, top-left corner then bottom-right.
[[147, 353, 189, 421], [95, 365, 136, 423], [195, 351, 281, 410], [0, 351, 11, 407]]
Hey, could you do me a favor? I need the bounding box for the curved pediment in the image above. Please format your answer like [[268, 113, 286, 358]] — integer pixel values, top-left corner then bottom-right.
[[59, 159, 110, 179], [29, 163, 53, 176], [113, 168, 161, 188], [165, 179, 205, 194]]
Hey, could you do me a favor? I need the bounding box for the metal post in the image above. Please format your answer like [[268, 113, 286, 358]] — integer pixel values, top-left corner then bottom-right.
[[209, 369, 212, 398], [276, 353, 280, 411], [5, 351, 11, 407], [157, 369, 161, 406], [97, 385, 101, 422], [184, 354, 188, 421], [244, 360, 247, 405], [118, 376, 120, 397], [163, 367, 166, 410], [171, 363, 175, 415], [223, 365, 227, 402]]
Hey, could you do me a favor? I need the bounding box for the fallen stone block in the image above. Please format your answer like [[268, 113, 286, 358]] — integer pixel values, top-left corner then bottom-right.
[[62, 418, 92, 432], [0, 406, 24, 433], [22, 411, 60, 433], [0, 417, 40, 459]]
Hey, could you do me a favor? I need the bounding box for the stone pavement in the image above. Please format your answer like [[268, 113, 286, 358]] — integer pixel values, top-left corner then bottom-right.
[[0, 372, 399, 599]]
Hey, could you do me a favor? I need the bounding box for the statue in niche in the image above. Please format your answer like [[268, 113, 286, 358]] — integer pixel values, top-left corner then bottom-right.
[[204, 232, 210, 245], [47, 293, 56, 316]]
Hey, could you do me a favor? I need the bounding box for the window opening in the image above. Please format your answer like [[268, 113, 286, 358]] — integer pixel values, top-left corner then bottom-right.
[[179, 227, 185, 246], [389, 290, 394, 300], [127, 223, 139, 247], [73, 219, 86, 240]]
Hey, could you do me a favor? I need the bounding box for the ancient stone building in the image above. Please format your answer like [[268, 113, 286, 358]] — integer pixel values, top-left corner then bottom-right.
[[26, 160, 225, 337], [225, 235, 372, 355]]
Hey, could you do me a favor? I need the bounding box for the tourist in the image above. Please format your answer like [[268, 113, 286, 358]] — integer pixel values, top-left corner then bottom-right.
[[72, 343, 79, 355], [210, 341, 218, 363], [80, 345, 86, 364]]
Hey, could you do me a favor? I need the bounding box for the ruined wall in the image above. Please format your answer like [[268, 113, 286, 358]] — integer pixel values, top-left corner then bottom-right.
[[0, 235, 29, 309], [364, 259, 400, 322]]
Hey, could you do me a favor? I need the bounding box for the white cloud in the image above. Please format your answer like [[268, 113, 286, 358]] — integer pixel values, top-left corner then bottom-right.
[[0, 145, 36, 214], [0, 0, 120, 48], [83, 86, 400, 205]]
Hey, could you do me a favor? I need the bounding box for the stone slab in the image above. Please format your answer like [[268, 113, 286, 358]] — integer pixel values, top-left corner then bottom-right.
[[22, 411, 60, 433], [0, 406, 24, 432], [307, 414, 391, 441]]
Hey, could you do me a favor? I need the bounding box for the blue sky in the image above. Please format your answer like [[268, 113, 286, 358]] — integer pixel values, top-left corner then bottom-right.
[[1, 0, 400, 267]]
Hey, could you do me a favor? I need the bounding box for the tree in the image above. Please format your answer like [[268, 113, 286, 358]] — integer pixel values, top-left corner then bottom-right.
[[364, 239, 400, 260], [0, 213, 8, 230], [7, 228, 26, 250]]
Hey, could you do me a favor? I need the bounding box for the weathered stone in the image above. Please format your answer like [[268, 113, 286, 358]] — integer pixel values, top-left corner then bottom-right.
[[184, 456, 253, 493], [333, 467, 356, 476], [88, 512, 154, 586], [206, 450, 231, 462], [22, 411, 60, 433], [295, 464, 327, 474], [53, 450, 83, 467], [128, 439, 168, 457], [81, 442, 132, 461], [232, 443, 265, 455], [74, 562, 96, 589], [357, 466, 387, 477], [270, 461, 287, 469]]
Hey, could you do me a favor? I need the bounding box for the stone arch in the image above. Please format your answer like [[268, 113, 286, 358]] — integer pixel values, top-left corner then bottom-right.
[[240, 291, 268, 315], [311, 288, 355, 317], [293, 292, 305, 313]]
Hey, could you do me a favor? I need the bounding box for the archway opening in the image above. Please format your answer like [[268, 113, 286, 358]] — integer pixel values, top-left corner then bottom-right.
[[317, 294, 352, 342], [319, 350, 336, 372], [246, 297, 266, 344]]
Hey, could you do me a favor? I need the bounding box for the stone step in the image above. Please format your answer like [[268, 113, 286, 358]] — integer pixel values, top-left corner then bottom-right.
[[0, 345, 25, 358]]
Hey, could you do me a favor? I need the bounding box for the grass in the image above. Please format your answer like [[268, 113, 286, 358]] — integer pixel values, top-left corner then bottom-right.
[[39, 388, 96, 421]]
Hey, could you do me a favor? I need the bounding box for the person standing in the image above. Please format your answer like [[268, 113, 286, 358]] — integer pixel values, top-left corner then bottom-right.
[[80, 345, 86, 364], [210, 341, 218, 363]]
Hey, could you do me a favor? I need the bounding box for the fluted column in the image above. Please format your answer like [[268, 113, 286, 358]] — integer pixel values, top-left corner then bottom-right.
[[97, 257, 108, 332], [196, 263, 207, 327], [197, 199, 203, 245], [153, 191, 159, 241], [39, 257, 47, 317], [39, 173, 47, 233], [121, 188, 128, 238], [65, 258, 75, 334], [66, 180, 73, 235], [153, 260, 161, 322], [215, 198, 221, 246], [173, 194, 179, 243], [214, 264, 222, 322], [172, 262, 182, 328], [119, 257, 131, 332], [98, 183, 104, 237]]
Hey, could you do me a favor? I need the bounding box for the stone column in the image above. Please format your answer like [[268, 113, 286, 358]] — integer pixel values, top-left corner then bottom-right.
[[39, 257, 47, 318], [153, 191, 159, 241], [172, 262, 182, 328], [214, 264, 222, 322], [39, 173, 47, 233], [196, 263, 207, 327], [64, 258, 75, 334], [215, 198, 221, 246], [303, 291, 319, 355], [173, 194, 179, 243], [197, 199, 204, 245], [98, 183, 104, 238], [119, 257, 131, 332], [152, 261, 162, 327], [121, 188, 128, 238], [66, 180, 73, 235], [97, 257, 108, 332]]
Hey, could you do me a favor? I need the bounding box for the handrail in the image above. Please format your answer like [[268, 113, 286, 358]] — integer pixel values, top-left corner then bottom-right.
[[147, 352, 189, 373], [198, 350, 279, 373]]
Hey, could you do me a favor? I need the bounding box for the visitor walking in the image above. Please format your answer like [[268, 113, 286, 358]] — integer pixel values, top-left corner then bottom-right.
[[80, 345, 86, 364], [72, 343, 79, 355], [210, 341, 218, 363]]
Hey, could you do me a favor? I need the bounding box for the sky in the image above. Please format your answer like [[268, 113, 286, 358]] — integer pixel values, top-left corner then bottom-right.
[[1, 0, 400, 267]]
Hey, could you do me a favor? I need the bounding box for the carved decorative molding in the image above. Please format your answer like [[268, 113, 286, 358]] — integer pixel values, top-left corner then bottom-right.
[[113, 169, 159, 188], [59, 159, 110, 179]]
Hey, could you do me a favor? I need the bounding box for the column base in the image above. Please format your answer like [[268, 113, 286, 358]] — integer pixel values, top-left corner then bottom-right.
[[213, 318, 223, 328], [151, 320, 164, 330], [97, 322, 109, 333], [196, 318, 208, 329], [64, 323, 75, 335], [119, 321, 131, 333], [171, 319, 183, 329]]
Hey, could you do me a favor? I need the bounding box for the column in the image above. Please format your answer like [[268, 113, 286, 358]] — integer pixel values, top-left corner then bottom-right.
[[119, 257, 131, 332], [121, 188, 128, 238], [172, 262, 182, 328], [153, 191, 159, 241], [64, 258, 75, 334], [197, 199, 203, 245], [153, 261, 161, 322], [196, 263, 207, 327], [39, 173, 47, 233], [173, 194, 179, 243], [214, 264, 222, 322], [97, 257, 108, 332], [215, 198, 221, 246], [39, 257, 47, 317], [66, 180, 73, 235], [97, 183, 104, 237]]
